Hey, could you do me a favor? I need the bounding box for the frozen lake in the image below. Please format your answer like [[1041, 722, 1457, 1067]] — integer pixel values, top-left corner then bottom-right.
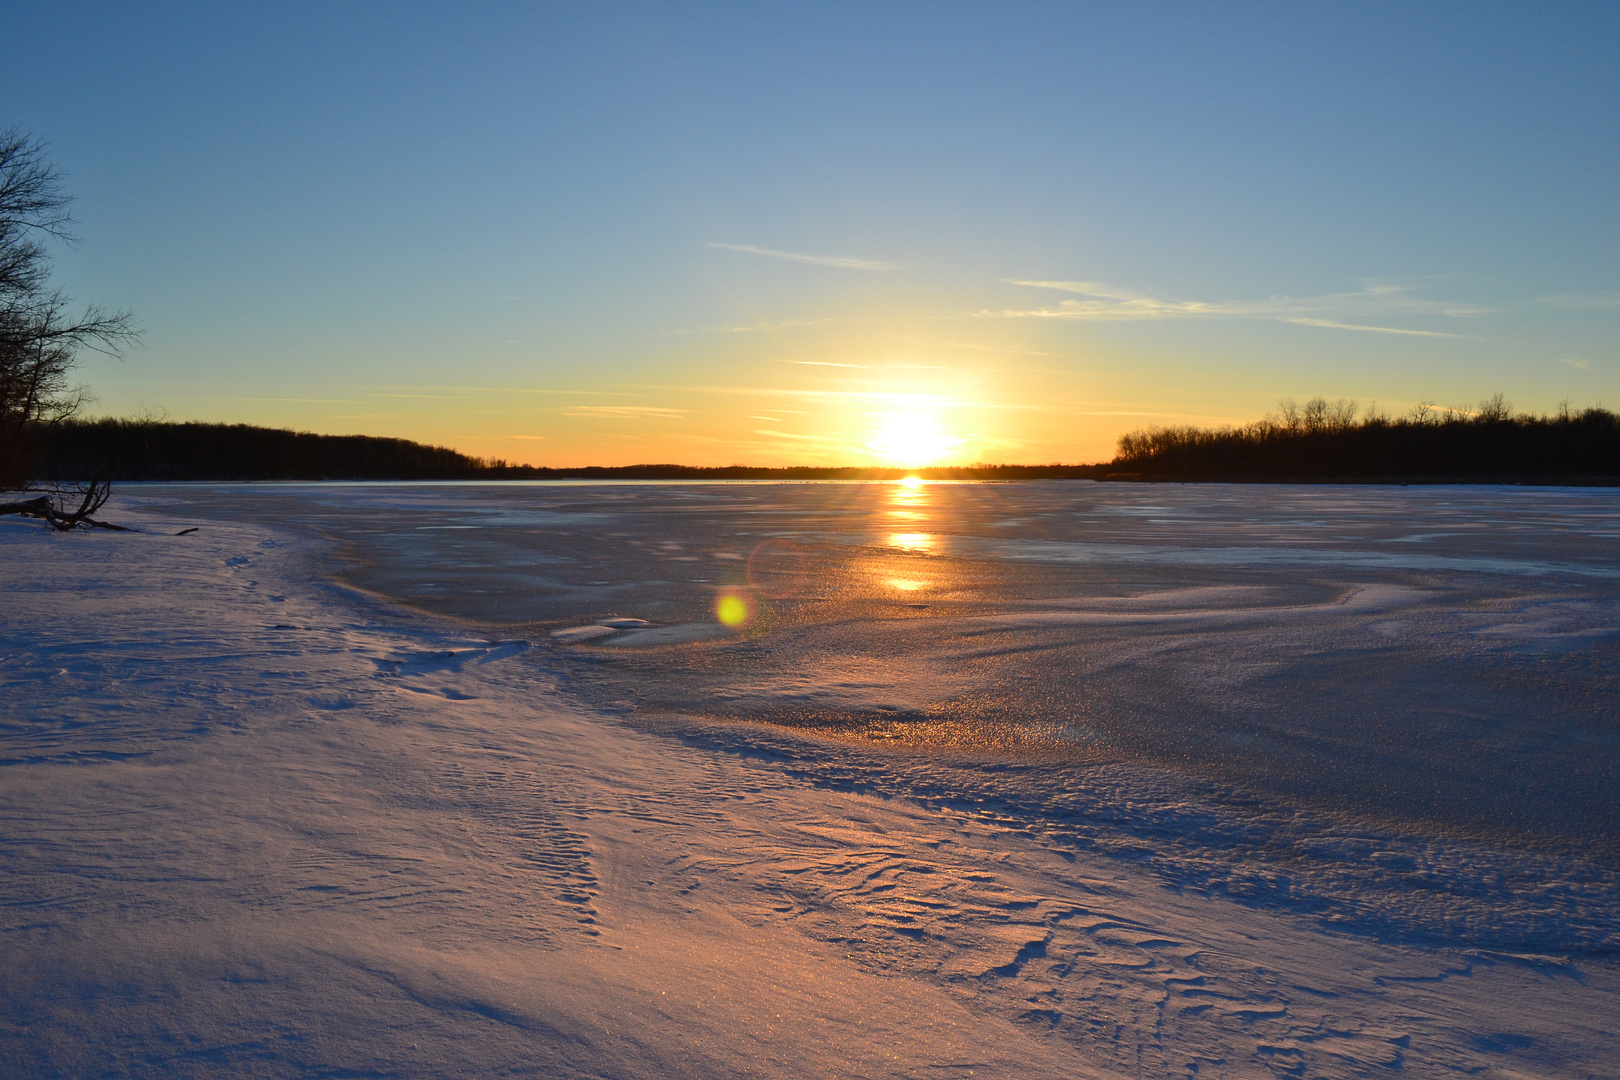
[[136, 481, 1620, 857], [7, 483, 1620, 1076]]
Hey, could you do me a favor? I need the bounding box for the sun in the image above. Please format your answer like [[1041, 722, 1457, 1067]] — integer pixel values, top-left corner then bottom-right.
[[866, 411, 962, 466]]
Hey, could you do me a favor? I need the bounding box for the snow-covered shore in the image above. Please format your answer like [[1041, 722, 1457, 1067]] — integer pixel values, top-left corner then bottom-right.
[[2, 503, 1615, 1078]]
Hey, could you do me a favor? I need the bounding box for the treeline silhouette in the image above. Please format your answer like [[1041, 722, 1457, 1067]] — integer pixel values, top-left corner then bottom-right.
[[1110, 395, 1620, 481], [36, 418, 1102, 481], [39, 419, 509, 481], [53, 400, 1610, 485]]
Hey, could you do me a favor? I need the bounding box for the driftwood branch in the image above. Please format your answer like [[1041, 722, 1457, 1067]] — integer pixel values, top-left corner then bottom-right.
[[0, 475, 128, 531]]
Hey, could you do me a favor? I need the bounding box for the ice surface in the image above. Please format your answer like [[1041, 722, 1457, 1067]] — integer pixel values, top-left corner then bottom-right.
[[134, 482, 1620, 853], [3, 485, 1618, 1077]]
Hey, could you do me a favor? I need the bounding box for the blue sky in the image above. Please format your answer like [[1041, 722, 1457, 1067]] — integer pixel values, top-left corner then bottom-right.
[[6, 2, 1618, 464]]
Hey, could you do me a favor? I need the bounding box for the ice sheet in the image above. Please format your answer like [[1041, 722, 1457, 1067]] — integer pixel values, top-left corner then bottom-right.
[[130, 481, 1620, 859]]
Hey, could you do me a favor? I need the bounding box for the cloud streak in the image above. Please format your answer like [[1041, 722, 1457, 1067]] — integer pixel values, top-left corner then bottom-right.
[[1280, 318, 1460, 338], [707, 242, 899, 271], [984, 280, 1492, 335]]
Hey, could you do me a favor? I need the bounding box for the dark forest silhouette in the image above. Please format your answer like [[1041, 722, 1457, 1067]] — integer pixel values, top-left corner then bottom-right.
[[39, 418, 509, 481], [1109, 395, 1620, 481], [36, 418, 1098, 481], [30, 395, 1620, 485]]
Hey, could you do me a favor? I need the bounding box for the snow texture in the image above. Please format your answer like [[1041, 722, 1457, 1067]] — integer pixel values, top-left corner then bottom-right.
[[2, 488, 1617, 1078]]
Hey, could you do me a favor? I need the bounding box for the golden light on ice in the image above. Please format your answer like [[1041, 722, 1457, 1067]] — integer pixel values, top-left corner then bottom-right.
[[887, 532, 934, 553], [889, 477, 929, 519], [866, 411, 962, 466]]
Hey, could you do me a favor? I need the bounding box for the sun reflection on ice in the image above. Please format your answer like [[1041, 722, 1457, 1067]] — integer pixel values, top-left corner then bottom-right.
[[892, 477, 927, 500], [887, 533, 935, 553], [888, 476, 932, 521]]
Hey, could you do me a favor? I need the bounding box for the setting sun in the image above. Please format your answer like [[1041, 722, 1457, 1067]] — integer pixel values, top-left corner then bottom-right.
[[866, 411, 963, 466]]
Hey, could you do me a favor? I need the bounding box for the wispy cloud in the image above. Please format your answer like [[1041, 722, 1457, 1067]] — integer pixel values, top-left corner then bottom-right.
[[563, 405, 687, 419], [1280, 318, 1460, 338], [632, 384, 1046, 410], [1562, 358, 1594, 370], [1005, 280, 1149, 300], [983, 280, 1493, 335], [994, 280, 1233, 320], [707, 242, 898, 271]]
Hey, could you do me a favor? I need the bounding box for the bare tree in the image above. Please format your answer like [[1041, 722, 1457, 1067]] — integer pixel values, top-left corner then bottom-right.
[[1277, 398, 1301, 432], [1297, 395, 1357, 433], [0, 128, 138, 497], [1476, 393, 1512, 422]]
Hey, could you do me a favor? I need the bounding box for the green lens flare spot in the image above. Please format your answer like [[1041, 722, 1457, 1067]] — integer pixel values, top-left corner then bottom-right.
[[716, 594, 750, 627]]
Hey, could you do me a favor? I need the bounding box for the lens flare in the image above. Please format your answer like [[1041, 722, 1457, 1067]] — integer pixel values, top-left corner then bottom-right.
[[716, 592, 751, 627]]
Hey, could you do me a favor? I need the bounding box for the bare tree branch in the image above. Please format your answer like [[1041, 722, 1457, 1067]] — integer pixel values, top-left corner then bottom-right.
[[0, 476, 128, 531], [0, 129, 140, 494]]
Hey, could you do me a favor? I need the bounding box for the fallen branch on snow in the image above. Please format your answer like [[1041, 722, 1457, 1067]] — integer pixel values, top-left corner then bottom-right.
[[0, 477, 129, 532]]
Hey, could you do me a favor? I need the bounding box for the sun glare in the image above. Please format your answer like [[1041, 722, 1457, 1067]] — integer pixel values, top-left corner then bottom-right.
[[867, 411, 962, 466], [887, 532, 935, 552]]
